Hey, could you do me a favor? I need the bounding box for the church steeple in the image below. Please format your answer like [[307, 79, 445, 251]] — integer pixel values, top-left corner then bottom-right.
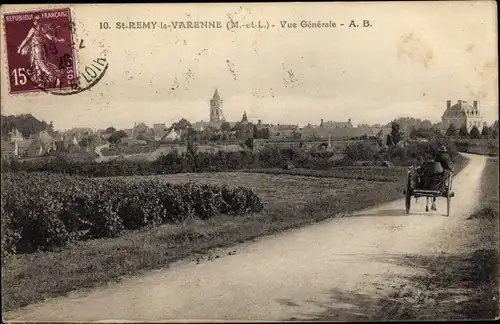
[[213, 89, 221, 101], [210, 89, 223, 123]]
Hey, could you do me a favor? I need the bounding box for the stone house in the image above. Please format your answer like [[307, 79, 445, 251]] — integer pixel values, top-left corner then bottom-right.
[[441, 100, 483, 133]]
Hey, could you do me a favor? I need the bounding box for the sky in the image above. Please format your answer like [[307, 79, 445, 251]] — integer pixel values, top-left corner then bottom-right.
[[1, 2, 498, 131]]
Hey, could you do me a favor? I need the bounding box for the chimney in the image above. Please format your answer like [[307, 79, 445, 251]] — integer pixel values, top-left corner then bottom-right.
[[458, 100, 462, 108], [446, 100, 451, 110], [320, 119, 324, 127], [258, 119, 262, 126], [473, 100, 478, 109]]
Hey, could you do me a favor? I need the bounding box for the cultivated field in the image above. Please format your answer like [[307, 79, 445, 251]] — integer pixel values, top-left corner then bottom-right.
[[2, 169, 405, 311], [109, 171, 404, 212]]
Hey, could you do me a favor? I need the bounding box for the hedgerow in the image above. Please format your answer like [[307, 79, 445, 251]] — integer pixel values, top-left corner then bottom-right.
[[101, 143, 160, 156], [0, 172, 264, 258], [1, 140, 462, 178]]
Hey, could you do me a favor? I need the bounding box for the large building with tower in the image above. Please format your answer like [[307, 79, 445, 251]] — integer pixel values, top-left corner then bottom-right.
[[209, 89, 224, 123], [441, 100, 483, 133], [192, 89, 234, 131]]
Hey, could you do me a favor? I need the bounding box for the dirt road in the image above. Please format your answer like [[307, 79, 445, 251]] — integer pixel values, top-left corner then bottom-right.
[[4, 153, 493, 322]]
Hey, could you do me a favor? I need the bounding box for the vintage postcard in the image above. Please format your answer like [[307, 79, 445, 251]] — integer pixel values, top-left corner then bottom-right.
[[1, 2, 498, 322]]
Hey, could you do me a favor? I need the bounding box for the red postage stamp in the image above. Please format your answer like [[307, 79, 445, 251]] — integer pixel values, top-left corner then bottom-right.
[[3, 8, 78, 94]]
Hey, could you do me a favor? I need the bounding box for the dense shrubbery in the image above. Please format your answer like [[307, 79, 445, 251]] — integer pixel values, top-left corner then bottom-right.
[[343, 139, 461, 167], [1, 148, 344, 177], [1, 172, 263, 259], [1, 140, 462, 178], [1, 150, 260, 177], [101, 143, 160, 156]]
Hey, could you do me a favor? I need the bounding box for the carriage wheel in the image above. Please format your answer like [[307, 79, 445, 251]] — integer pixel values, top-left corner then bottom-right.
[[405, 174, 412, 215], [446, 173, 453, 216]]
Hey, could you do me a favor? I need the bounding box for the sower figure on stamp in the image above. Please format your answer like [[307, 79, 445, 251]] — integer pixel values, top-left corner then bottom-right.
[[17, 15, 65, 88]]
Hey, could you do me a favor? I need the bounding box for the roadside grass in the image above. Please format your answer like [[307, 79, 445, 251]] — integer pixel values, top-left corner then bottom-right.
[[1, 157, 470, 312], [381, 157, 498, 321], [395, 156, 499, 321], [452, 153, 469, 176], [305, 249, 499, 321], [469, 157, 499, 220]]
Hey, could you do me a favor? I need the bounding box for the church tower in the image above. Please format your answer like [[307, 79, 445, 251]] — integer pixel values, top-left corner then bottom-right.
[[210, 89, 223, 123]]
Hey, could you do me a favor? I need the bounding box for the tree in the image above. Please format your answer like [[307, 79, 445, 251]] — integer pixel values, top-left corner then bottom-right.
[[187, 138, 200, 170], [253, 125, 259, 139], [261, 128, 270, 139], [390, 122, 403, 145], [458, 125, 469, 137], [491, 121, 499, 139], [410, 127, 432, 139], [481, 125, 491, 138], [1, 113, 50, 138], [384, 117, 432, 130], [47, 121, 55, 135], [445, 124, 457, 137], [492, 128, 499, 139], [244, 137, 253, 149], [209, 133, 221, 142], [220, 121, 231, 133], [409, 126, 418, 139], [105, 127, 116, 133], [469, 126, 480, 139], [78, 135, 96, 148], [386, 134, 394, 146], [201, 127, 216, 141], [171, 118, 192, 133], [241, 111, 248, 123], [188, 127, 197, 138], [108, 130, 127, 144], [231, 122, 244, 133]]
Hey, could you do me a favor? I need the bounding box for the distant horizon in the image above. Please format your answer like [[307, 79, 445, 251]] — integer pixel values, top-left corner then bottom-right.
[[3, 94, 498, 132], [2, 96, 498, 133]]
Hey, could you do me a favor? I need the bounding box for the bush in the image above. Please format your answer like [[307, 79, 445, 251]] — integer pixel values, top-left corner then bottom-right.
[[342, 142, 380, 164], [2, 140, 464, 177], [101, 143, 160, 156], [0, 172, 264, 257]]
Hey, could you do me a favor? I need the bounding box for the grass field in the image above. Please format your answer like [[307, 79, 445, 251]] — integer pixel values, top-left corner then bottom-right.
[[239, 167, 407, 182], [463, 157, 499, 319], [1, 157, 470, 312], [470, 157, 499, 220], [111, 171, 404, 211]]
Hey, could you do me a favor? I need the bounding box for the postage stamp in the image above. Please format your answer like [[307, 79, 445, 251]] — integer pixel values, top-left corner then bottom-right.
[[3, 7, 78, 94]]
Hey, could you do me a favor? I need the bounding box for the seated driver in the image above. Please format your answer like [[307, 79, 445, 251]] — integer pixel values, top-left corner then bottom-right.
[[428, 145, 453, 210], [435, 145, 453, 172]]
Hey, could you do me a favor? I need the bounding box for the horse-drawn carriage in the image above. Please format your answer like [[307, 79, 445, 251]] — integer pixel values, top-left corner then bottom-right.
[[403, 161, 455, 216]]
